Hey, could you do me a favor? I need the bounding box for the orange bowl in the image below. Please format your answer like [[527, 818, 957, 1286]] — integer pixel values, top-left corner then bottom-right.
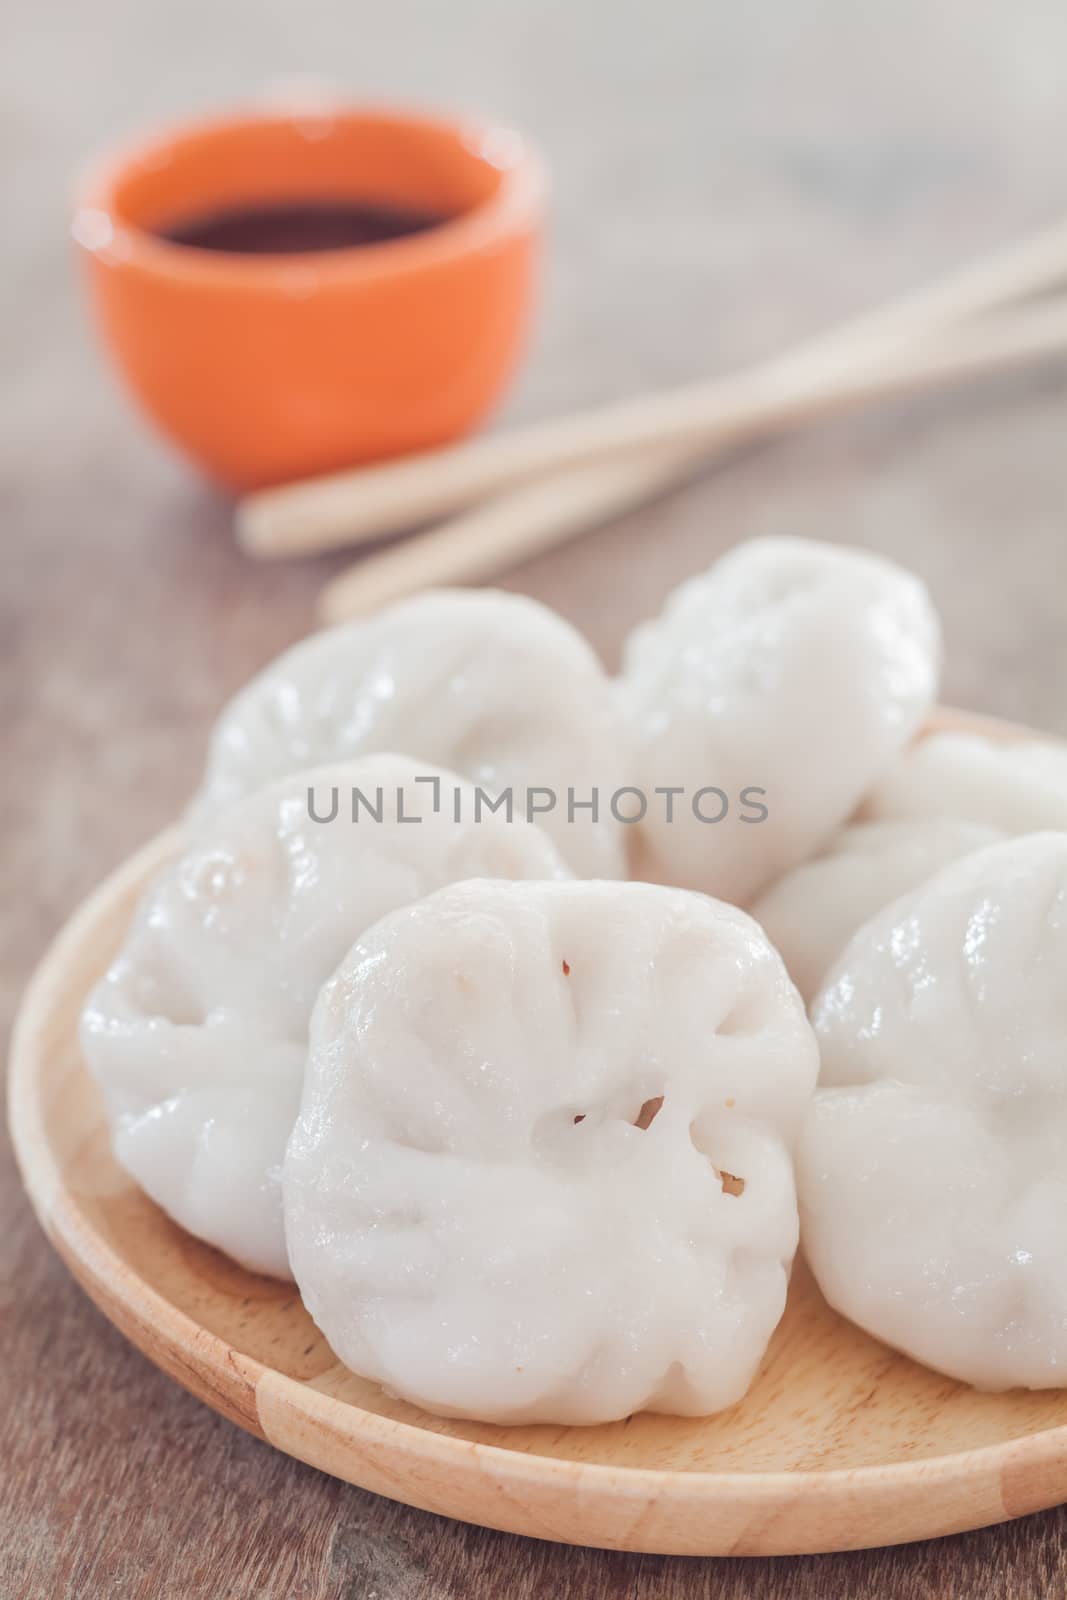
[[73, 105, 546, 491]]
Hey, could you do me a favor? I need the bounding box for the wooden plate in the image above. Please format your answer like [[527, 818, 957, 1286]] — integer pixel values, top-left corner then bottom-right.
[[10, 708, 1067, 1557]]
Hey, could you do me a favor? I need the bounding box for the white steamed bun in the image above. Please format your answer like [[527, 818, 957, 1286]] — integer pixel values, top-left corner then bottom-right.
[[617, 538, 941, 903], [187, 588, 629, 879], [862, 730, 1067, 833], [81, 755, 568, 1278], [799, 832, 1067, 1389], [751, 818, 1002, 1003], [284, 877, 819, 1425]]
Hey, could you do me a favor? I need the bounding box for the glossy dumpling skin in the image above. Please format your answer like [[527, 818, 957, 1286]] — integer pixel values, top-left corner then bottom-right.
[[187, 588, 630, 879], [81, 756, 568, 1279], [751, 818, 1002, 1003], [799, 833, 1067, 1389], [861, 731, 1067, 833], [284, 878, 819, 1425], [617, 538, 942, 904]]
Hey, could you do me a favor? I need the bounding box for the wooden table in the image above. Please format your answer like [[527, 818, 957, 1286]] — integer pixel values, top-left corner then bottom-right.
[[5, 1, 1067, 1593]]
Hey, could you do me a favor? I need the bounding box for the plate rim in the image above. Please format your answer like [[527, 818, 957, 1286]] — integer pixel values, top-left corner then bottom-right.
[[11, 704, 1067, 1554]]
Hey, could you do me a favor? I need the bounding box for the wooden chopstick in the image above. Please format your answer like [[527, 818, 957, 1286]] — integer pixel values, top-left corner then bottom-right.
[[239, 214, 1067, 562], [318, 300, 1067, 621], [318, 451, 694, 622]]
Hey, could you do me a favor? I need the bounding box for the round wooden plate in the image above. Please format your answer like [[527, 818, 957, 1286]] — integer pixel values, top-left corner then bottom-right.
[[10, 709, 1067, 1557]]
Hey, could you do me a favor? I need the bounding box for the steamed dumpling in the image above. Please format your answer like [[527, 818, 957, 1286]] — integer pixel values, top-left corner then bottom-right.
[[81, 756, 568, 1278], [799, 833, 1067, 1389], [617, 538, 942, 903], [862, 730, 1067, 833], [751, 818, 1002, 1002], [284, 878, 819, 1425], [188, 589, 630, 879]]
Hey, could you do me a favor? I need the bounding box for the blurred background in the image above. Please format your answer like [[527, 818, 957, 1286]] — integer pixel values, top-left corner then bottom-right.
[[5, 2, 1067, 1591]]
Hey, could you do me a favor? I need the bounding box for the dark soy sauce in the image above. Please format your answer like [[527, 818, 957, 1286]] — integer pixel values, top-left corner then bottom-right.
[[157, 199, 451, 255]]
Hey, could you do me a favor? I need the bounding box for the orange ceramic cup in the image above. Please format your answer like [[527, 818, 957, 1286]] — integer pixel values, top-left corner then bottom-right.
[[73, 105, 546, 490]]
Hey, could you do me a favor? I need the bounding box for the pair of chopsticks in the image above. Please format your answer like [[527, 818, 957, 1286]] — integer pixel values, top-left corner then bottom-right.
[[237, 217, 1067, 623]]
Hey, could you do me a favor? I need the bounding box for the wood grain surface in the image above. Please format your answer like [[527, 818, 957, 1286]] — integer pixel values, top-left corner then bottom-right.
[[5, 0, 1067, 1593]]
